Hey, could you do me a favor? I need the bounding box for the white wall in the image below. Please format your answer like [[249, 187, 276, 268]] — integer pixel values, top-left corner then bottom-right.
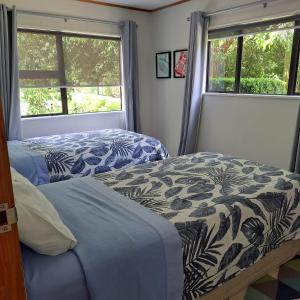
[[150, 0, 300, 169], [198, 94, 300, 169], [3, 0, 153, 137], [22, 111, 126, 138]]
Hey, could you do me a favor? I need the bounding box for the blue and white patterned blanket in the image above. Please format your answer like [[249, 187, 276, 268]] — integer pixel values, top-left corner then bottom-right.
[[11, 129, 169, 184], [94, 152, 300, 300]]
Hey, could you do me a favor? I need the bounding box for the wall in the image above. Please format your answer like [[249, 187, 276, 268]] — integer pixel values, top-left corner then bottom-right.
[[150, 0, 300, 169], [3, 0, 153, 137], [198, 94, 300, 169], [22, 111, 125, 138]]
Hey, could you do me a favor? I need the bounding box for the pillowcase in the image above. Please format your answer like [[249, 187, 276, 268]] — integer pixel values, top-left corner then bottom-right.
[[10, 167, 77, 255]]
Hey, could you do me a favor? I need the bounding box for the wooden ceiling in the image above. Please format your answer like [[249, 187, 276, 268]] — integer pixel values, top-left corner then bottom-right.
[[78, 0, 192, 12]]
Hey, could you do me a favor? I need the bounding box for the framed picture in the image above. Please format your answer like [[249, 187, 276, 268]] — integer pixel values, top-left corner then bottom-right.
[[173, 49, 188, 78], [156, 51, 171, 79]]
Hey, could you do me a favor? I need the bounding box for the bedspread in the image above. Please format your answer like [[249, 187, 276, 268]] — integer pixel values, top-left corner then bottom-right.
[[8, 129, 169, 185], [94, 152, 300, 300]]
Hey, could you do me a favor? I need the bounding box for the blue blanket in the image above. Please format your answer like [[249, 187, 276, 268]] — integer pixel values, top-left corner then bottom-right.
[[8, 129, 169, 185], [26, 177, 183, 300]]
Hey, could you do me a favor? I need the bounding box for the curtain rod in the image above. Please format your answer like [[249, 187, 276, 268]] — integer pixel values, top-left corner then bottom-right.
[[187, 0, 279, 20], [17, 10, 120, 26]]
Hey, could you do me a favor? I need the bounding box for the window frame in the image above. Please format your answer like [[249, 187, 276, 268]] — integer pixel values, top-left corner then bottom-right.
[[206, 16, 300, 96], [18, 28, 122, 118]]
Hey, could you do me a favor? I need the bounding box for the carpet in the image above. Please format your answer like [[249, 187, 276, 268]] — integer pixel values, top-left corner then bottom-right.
[[245, 256, 300, 300]]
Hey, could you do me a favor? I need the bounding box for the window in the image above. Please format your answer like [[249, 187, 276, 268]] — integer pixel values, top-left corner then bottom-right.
[[207, 17, 300, 95], [18, 30, 122, 117], [208, 37, 238, 92], [297, 61, 300, 93]]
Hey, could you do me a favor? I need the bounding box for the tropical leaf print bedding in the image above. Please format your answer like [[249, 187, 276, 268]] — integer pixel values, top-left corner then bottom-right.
[[23, 129, 169, 183], [94, 152, 300, 300]]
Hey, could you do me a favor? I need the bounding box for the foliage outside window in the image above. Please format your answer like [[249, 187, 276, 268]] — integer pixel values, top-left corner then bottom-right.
[[18, 30, 122, 117], [207, 18, 300, 95], [208, 38, 237, 92]]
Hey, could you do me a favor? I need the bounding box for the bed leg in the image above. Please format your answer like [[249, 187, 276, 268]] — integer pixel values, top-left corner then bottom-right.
[[229, 288, 246, 300], [268, 267, 280, 279]]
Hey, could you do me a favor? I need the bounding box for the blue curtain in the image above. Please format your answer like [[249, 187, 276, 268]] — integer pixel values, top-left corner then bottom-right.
[[0, 5, 22, 140], [178, 12, 208, 155], [119, 20, 141, 132], [290, 104, 300, 173]]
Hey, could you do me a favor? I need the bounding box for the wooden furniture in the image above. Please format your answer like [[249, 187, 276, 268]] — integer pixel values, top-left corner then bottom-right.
[[0, 102, 26, 300], [199, 239, 300, 300]]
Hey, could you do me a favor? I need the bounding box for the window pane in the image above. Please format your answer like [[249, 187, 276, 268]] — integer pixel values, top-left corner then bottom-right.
[[209, 21, 295, 40], [18, 32, 58, 71], [241, 29, 293, 94], [19, 78, 61, 89], [297, 60, 300, 93], [20, 88, 62, 116], [67, 86, 121, 114], [208, 37, 238, 92], [18, 31, 60, 88], [63, 36, 121, 87]]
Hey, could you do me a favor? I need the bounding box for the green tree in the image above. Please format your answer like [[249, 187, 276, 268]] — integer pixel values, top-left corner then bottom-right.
[[18, 32, 121, 116], [209, 27, 295, 94]]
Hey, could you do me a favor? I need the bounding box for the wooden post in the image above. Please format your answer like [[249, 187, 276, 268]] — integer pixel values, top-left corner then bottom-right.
[[0, 102, 26, 300]]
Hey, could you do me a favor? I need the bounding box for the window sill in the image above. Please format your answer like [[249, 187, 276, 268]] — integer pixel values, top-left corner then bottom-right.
[[21, 111, 125, 120], [204, 92, 300, 100]]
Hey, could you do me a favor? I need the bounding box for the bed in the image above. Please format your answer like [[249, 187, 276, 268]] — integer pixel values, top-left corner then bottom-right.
[[8, 129, 169, 185], [21, 152, 300, 300]]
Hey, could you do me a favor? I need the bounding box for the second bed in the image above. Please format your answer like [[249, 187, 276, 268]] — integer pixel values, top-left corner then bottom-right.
[[8, 128, 169, 185]]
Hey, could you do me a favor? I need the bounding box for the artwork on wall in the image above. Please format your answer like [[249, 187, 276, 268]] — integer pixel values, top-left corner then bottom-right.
[[173, 49, 188, 78], [156, 51, 171, 79]]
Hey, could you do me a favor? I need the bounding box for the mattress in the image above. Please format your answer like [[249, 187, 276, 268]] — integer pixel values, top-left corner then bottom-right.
[[8, 129, 169, 185]]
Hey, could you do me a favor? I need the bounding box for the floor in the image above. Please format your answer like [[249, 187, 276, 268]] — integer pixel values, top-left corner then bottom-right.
[[245, 256, 300, 300]]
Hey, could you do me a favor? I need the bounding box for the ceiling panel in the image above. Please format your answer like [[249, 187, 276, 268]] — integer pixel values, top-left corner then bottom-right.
[[84, 0, 184, 10]]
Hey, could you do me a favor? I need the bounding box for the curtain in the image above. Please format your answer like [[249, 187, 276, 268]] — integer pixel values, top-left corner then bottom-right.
[[178, 11, 209, 155], [290, 104, 300, 173], [119, 20, 141, 132], [0, 5, 21, 140]]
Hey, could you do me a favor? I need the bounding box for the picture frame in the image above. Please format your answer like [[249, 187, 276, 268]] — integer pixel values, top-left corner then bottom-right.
[[173, 49, 188, 78], [156, 51, 171, 79]]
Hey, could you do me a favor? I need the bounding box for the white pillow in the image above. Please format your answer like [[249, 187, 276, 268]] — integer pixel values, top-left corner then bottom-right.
[[10, 168, 77, 255]]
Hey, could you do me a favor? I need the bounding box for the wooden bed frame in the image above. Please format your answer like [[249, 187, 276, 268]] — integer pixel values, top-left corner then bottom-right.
[[199, 239, 300, 300], [0, 101, 300, 300]]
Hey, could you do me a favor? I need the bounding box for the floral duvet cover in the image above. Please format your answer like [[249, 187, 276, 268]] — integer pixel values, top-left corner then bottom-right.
[[94, 152, 300, 300]]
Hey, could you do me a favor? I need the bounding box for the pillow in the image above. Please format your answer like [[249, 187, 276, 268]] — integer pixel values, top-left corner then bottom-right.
[[10, 167, 77, 255]]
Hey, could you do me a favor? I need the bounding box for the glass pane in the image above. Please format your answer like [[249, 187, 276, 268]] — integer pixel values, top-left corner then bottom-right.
[[19, 78, 60, 88], [67, 86, 121, 114], [209, 21, 295, 40], [20, 88, 62, 116], [241, 29, 293, 94], [63, 36, 121, 87], [297, 60, 300, 93], [18, 32, 58, 71], [208, 37, 238, 92]]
